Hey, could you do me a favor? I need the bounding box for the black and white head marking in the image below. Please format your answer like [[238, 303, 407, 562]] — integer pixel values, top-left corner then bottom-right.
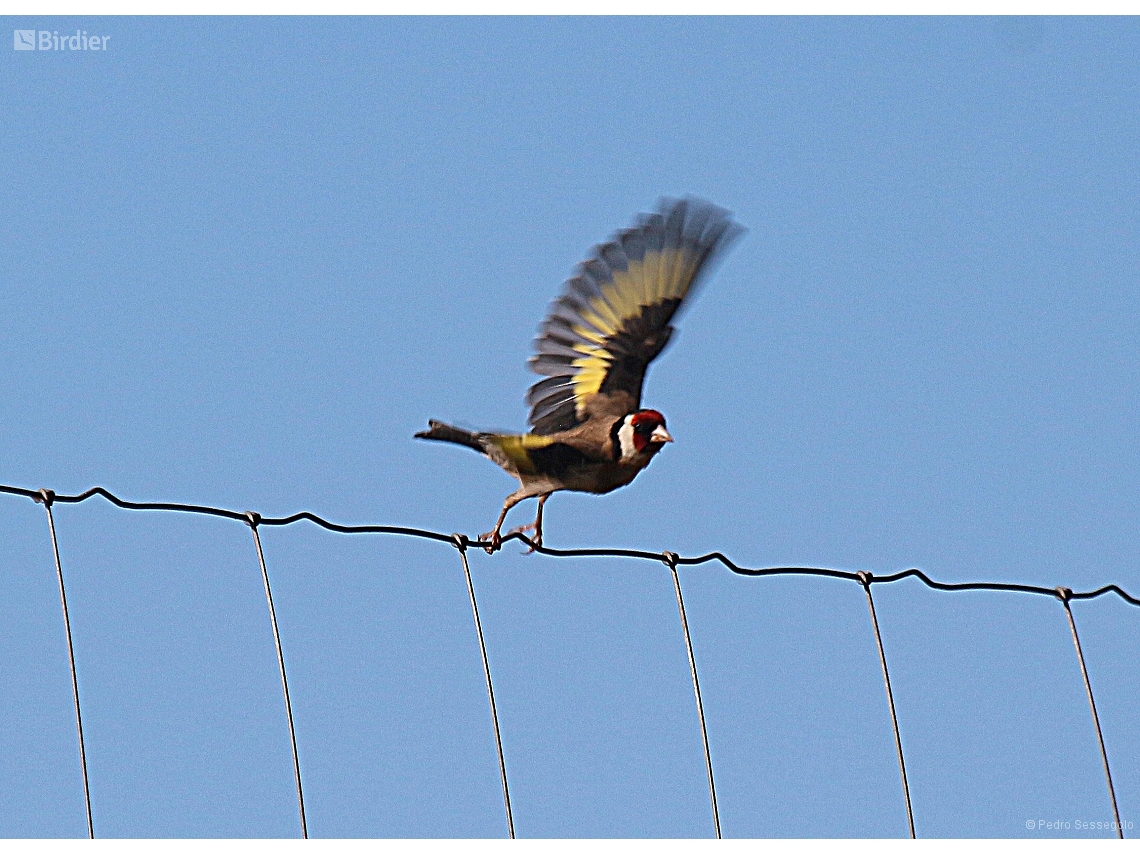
[[612, 409, 672, 463], [614, 414, 639, 462]]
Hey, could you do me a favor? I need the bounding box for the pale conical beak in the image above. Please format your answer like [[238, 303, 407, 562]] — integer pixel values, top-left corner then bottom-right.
[[651, 426, 674, 443]]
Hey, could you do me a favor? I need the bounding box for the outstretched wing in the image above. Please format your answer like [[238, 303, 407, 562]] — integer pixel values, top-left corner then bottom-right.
[[526, 198, 743, 435]]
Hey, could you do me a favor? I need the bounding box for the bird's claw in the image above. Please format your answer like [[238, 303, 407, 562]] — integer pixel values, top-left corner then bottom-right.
[[479, 530, 502, 554], [507, 522, 542, 554]]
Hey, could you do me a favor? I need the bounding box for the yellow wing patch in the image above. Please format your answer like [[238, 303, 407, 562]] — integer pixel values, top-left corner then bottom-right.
[[567, 248, 691, 414]]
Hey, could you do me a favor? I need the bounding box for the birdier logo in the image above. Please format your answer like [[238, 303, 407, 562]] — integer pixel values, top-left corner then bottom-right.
[[13, 29, 110, 50]]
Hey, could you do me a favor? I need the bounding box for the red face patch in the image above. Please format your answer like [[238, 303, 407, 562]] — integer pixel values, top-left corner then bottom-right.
[[631, 410, 666, 430], [630, 410, 668, 453]]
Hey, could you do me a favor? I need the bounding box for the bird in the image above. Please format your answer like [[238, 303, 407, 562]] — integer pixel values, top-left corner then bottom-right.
[[416, 197, 743, 553]]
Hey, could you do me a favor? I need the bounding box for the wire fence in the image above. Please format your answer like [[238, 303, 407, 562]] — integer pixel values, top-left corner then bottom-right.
[[1, 481, 1136, 839]]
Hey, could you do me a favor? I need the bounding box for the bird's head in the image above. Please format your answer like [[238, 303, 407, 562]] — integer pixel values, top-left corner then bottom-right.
[[615, 409, 674, 462]]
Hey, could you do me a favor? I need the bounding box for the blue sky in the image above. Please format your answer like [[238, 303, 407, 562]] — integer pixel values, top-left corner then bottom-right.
[[2, 16, 1138, 838]]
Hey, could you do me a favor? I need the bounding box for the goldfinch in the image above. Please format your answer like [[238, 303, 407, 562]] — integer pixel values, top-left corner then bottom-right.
[[417, 198, 743, 552]]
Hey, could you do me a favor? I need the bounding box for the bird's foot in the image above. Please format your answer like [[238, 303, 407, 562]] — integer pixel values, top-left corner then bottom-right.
[[507, 522, 543, 553], [479, 529, 503, 554]]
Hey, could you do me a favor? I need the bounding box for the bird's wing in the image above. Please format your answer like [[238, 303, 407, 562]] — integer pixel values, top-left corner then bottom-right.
[[526, 198, 743, 435]]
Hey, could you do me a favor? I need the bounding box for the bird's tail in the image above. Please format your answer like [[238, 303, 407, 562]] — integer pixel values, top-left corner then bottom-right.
[[414, 420, 485, 453]]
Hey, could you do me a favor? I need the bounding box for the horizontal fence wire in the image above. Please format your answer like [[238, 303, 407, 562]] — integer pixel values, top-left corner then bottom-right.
[[2, 481, 1137, 839], [4, 484, 1137, 606]]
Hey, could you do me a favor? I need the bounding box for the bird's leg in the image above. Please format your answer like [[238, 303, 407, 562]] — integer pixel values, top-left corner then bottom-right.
[[481, 503, 510, 554], [508, 493, 550, 553], [532, 493, 549, 551], [480, 490, 526, 554]]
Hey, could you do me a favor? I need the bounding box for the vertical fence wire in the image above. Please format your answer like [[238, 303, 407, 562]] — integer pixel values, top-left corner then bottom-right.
[[858, 572, 915, 839], [36, 490, 94, 839], [1056, 588, 1123, 839], [454, 537, 515, 839], [246, 513, 308, 839], [664, 554, 722, 839], [8, 484, 1140, 839]]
